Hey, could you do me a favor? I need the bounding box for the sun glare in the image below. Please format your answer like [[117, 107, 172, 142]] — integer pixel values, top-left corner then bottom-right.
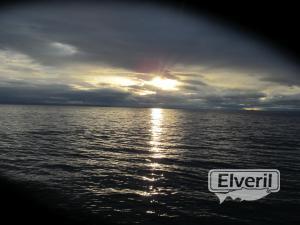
[[149, 77, 178, 90], [243, 107, 263, 111]]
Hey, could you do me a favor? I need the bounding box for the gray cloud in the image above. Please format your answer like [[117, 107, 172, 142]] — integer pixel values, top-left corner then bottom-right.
[[0, 2, 300, 110], [0, 80, 134, 106], [2, 79, 292, 110], [203, 91, 266, 108], [0, 3, 299, 83]]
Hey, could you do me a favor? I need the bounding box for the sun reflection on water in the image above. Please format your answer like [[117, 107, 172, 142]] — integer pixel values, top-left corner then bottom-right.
[[141, 108, 166, 205], [150, 108, 164, 159]]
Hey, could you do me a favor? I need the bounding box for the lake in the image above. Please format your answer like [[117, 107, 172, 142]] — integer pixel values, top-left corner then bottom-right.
[[0, 105, 299, 224]]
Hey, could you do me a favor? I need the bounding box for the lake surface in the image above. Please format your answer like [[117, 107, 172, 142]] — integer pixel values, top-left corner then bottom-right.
[[0, 105, 299, 224]]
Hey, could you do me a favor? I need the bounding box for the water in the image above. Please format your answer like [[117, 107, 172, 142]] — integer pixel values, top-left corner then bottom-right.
[[0, 105, 299, 224]]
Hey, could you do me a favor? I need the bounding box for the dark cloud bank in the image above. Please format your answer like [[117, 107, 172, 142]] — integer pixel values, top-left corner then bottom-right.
[[1, 80, 299, 110]]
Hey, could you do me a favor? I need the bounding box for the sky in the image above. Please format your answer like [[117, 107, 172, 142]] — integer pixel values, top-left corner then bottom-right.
[[0, 2, 300, 110]]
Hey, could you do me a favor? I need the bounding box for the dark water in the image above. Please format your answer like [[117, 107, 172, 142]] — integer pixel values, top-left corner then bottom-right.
[[0, 105, 299, 224]]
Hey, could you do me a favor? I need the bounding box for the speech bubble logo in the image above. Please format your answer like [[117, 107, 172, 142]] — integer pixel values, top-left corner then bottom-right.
[[208, 169, 280, 204]]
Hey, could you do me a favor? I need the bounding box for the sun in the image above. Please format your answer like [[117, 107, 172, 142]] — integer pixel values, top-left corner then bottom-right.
[[149, 76, 178, 90]]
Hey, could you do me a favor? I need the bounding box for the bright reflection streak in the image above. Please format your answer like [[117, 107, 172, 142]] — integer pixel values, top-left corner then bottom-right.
[[143, 108, 165, 202], [150, 108, 164, 159]]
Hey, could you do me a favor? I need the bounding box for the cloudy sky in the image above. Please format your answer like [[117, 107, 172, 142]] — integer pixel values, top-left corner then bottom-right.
[[0, 2, 300, 110]]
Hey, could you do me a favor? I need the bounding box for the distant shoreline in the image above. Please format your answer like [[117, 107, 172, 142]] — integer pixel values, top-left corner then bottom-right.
[[0, 103, 300, 113]]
